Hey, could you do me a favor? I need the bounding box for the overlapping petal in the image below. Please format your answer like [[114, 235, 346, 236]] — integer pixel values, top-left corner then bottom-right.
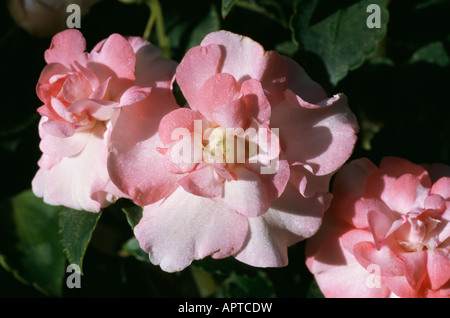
[[306, 157, 450, 298]]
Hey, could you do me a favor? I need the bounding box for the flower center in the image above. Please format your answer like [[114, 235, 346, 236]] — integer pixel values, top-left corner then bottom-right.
[[397, 211, 442, 252], [202, 126, 255, 165]]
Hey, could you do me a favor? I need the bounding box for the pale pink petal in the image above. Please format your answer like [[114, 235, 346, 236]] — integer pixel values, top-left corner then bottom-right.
[[353, 241, 405, 277], [367, 209, 396, 249], [379, 156, 432, 188], [195, 73, 240, 122], [73, 61, 100, 91], [62, 71, 93, 103], [282, 56, 328, 104], [383, 275, 420, 298], [127, 36, 177, 89], [179, 165, 224, 198], [201, 31, 269, 84], [176, 44, 222, 109], [36, 63, 70, 105], [39, 120, 93, 157], [44, 29, 88, 68], [41, 119, 75, 138], [134, 187, 248, 272], [32, 168, 58, 206], [306, 219, 390, 298], [67, 99, 117, 121], [427, 248, 450, 290], [271, 94, 358, 176], [349, 198, 394, 230], [118, 86, 152, 107], [339, 228, 374, 255], [382, 174, 428, 214], [283, 89, 341, 110], [88, 76, 111, 100], [89, 33, 136, 80], [240, 79, 271, 124], [235, 184, 330, 267], [398, 250, 427, 290], [48, 97, 87, 124], [211, 98, 247, 129], [34, 121, 112, 212], [107, 91, 180, 206], [158, 108, 204, 146], [36, 153, 60, 170], [163, 134, 200, 174], [288, 165, 332, 198], [431, 177, 450, 200], [247, 158, 290, 201], [221, 166, 270, 217]]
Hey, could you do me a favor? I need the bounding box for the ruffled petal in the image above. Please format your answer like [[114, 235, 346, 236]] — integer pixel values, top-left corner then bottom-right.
[[271, 93, 358, 176], [44, 29, 88, 68], [33, 121, 112, 212], [179, 164, 224, 198], [158, 108, 204, 146], [107, 91, 180, 206], [235, 184, 330, 267], [176, 44, 222, 109], [134, 187, 248, 272], [195, 73, 240, 122], [39, 118, 93, 157], [431, 177, 450, 200], [221, 166, 270, 217], [127, 36, 177, 89], [427, 248, 450, 290], [89, 33, 136, 81], [240, 79, 271, 124]]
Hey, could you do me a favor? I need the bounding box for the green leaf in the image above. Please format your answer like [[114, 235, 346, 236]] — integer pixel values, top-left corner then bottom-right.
[[307, 278, 324, 298], [216, 271, 276, 298], [292, 0, 389, 85], [59, 207, 102, 273], [0, 190, 66, 296], [221, 0, 238, 18], [121, 237, 149, 262], [122, 205, 143, 229], [187, 4, 220, 50], [410, 41, 450, 67], [165, 2, 221, 60]]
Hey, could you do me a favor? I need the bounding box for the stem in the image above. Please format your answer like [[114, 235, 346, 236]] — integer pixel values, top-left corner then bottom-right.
[[142, 7, 156, 41], [190, 265, 217, 297], [146, 0, 171, 58]]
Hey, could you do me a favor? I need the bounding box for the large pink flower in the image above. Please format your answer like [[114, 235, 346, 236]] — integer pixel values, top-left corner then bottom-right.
[[32, 29, 177, 212], [108, 31, 358, 272], [306, 157, 450, 298]]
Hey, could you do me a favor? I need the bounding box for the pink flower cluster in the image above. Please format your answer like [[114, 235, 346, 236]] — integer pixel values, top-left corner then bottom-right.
[[306, 157, 450, 297], [32, 29, 448, 297]]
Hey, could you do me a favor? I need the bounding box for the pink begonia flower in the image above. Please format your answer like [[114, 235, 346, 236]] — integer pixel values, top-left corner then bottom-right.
[[32, 29, 177, 212], [306, 157, 450, 298], [108, 30, 359, 272], [7, 0, 101, 38]]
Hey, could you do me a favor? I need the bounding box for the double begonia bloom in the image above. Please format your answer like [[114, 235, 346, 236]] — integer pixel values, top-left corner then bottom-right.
[[32, 29, 177, 212], [108, 31, 358, 272], [306, 157, 450, 298]]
